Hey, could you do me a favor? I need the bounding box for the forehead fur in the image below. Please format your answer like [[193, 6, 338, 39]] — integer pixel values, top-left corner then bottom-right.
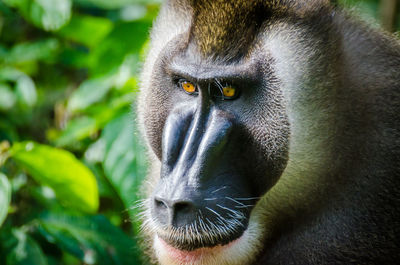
[[179, 0, 331, 57]]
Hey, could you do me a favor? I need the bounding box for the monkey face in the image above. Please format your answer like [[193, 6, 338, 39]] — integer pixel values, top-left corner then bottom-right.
[[139, 34, 290, 263], [137, 1, 333, 264]]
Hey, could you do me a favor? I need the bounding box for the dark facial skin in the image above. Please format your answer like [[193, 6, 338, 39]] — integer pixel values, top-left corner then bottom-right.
[[143, 41, 290, 250]]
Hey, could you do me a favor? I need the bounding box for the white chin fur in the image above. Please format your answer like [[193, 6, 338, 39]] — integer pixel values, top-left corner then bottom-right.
[[153, 213, 263, 265]]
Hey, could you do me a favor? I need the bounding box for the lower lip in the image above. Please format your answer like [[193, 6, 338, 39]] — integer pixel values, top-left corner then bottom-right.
[[155, 235, 240, 263]]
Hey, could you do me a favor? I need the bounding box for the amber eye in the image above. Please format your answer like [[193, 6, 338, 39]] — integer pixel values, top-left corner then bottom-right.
[[180, 80, 197, 94], [222, 86, 236, 98]]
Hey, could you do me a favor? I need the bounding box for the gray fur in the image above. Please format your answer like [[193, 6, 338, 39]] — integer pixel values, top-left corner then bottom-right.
[[138, 0, 400, 264]]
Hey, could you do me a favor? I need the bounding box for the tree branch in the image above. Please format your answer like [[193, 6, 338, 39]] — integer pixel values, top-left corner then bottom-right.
[[379, 0, 398, 32]]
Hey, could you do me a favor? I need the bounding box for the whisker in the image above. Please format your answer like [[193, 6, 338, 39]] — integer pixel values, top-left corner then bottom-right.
[[205, 207, 224, 219], [144, 180, 155, 188], [234, 197, 260, 201], [216, 204, 244, 218], [234, 205, 254, 209], [211, 186, 227, 194], [225, 196, 246, 207]]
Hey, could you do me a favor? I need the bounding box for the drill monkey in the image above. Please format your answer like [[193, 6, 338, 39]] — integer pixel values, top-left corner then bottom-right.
[[138, 0, 400, 264]]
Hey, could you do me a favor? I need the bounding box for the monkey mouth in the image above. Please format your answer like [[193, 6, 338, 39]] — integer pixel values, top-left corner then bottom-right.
[[155, 221, 247, 251], [154, 233, 244, 263], [158, 231, 243, 251]]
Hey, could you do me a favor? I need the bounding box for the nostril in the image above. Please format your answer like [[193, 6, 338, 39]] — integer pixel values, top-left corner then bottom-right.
[[170, 200, 196, 228], [152, 197, 197, 227], [154, 197, 168, 209], [174, 201, 193, 213]]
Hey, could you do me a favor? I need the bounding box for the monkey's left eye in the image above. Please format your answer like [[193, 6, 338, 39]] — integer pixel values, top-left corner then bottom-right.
[[222, 86, 236, 98], [179, 80, 197, 95]]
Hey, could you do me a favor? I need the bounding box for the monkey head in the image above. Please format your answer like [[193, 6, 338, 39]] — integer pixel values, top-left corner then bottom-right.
[[137, 0, 400, 264]]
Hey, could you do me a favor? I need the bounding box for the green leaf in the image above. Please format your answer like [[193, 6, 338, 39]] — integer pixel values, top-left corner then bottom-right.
[[67, 55, 136, 113], [57, 14, 113, 47], [54, 93, 134, 148], [0, 67, 37, 107], [74, 0, 161, 10], [119, 4, 148, 22], [32, 0, 72, 31], [101, 111, 147, 213], [67, 75, 116, 113], [0, 173, 12, 227], [10, 142, 99, 213], [38, 211, 142, 265], [1, 0, 29, 8], [54, 116, 98, 147], [3, 0, 72, 31], [6, 39, 60, 64], [88, 21, 149, 75], [0, 83, 17, 110], [0, 67, 28, 82], [15, 75, 37, 107], [6, 229, 48, 265]]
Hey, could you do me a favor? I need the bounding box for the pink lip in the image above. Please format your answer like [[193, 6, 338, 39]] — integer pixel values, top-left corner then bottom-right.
[[156, 236, 240, 263]]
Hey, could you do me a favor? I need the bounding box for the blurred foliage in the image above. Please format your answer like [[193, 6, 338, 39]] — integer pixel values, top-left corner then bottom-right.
[[0, 0, 159, 264], [0, 0, 398, 264], [339, 0, 400, 31]]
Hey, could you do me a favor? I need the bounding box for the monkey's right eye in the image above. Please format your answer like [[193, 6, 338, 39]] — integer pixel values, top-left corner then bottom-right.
[[179, 80, 197, 95]]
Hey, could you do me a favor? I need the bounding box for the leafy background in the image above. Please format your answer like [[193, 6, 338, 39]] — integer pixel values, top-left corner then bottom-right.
[[0, 0, 399, 264]]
